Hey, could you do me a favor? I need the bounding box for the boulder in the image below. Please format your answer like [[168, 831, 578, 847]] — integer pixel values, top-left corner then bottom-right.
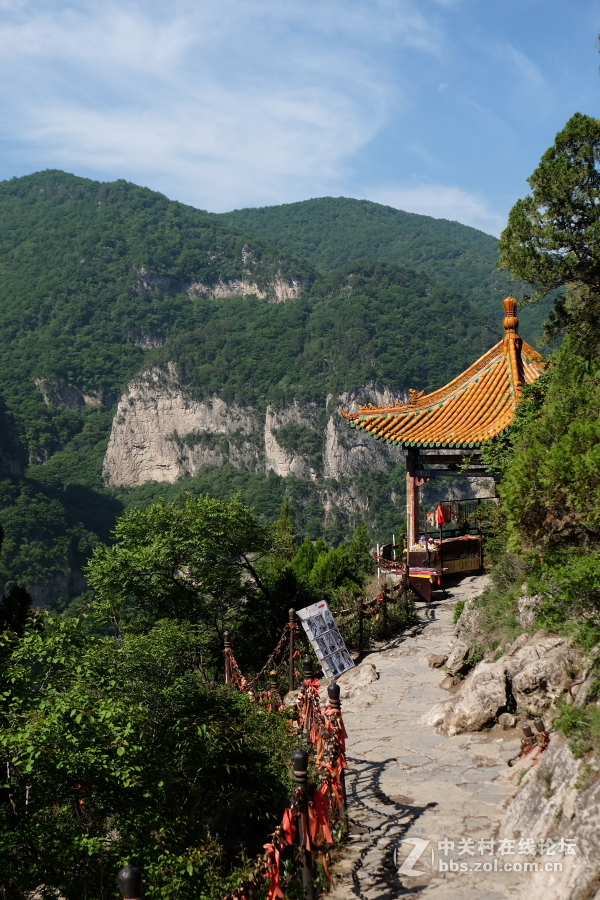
[[517, 588, 542, 629], [439, 674, 459, 691], [455, 602, 487, 646], [512, 642, 580, 715], [421, 633, 583, 735], [425, 653, 447, 668], [420, 658, 508, 733], [336, 662, 379, 700], [445, 640, 471, 674], [498, 712, 517, 729], [434, 659, 508, 735]]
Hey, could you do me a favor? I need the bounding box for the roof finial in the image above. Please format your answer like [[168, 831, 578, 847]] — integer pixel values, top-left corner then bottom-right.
[[503, 297, 519, 335]]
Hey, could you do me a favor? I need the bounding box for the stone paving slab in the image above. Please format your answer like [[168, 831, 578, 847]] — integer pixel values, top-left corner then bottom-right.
[[329, 575, 527, 900]]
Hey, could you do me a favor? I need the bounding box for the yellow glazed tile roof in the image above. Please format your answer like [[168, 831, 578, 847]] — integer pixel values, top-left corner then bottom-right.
[[340, 298, 544, 449]]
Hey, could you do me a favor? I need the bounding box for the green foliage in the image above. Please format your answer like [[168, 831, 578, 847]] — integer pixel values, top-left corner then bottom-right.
[[0, 612, 293, 899], [85, 494, 280, 671], [158, 259, 500, 408], [453, 599, 466, 624], [485, 114, 600, 659], [499, 113, 600, 353], [500, 341, 600, 553], [220, 197, 555, 342], [554, 700, 600, 758], [271, 500, 298, 561], [499, 112, 600, 299], [0, 478, 100, 597], [0, 169, 311, 458], [218, 198, 554, 338], [471, 553, 524, 647], [272, 424, 323, 471]]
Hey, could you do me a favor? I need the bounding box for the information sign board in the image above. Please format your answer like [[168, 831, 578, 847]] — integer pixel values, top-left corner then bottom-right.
[[296, 600, 355, 678]]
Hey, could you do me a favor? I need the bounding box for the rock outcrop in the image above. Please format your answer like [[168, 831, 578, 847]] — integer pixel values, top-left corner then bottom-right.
[[35, 378, 103, 409], [422, 633, 582, 735], [132, 256, 306, 305], [500, 735, 600, 900], [102, 365, 405, 489]]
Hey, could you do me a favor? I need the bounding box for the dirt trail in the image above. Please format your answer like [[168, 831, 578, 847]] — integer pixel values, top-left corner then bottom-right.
[[330, 575, 526, 900]]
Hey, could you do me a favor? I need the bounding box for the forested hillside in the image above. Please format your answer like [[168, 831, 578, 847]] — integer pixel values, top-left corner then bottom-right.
[[0, 170, 313, 460], [218, 197, 553, 340], [0, 170, 529, 605]]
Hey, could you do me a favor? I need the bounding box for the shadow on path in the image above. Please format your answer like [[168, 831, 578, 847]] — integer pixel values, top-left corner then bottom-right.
[[344, 754, 437, 899]]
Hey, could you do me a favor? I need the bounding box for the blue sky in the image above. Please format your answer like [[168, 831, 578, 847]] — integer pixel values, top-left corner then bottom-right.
[[0, 0, 598, 236]]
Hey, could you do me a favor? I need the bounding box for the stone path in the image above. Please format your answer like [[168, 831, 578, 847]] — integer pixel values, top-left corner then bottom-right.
[[330, 575, 526, 900]]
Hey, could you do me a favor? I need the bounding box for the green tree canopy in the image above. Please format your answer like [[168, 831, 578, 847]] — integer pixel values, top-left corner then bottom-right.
[[0, 612, 292, 899], [499, 112, 600, 352], [85, 494, 274, 664], [490, 113, 600, 650]]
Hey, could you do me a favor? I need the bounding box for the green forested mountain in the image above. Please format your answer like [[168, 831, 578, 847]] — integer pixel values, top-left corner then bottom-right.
[[218, 196, 553, 340], [0, 170, 546, 605], [0, 170, 312, 460]]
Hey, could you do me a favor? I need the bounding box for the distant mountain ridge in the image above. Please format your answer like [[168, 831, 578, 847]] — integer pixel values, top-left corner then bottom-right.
[[218, 196, 552, 340]]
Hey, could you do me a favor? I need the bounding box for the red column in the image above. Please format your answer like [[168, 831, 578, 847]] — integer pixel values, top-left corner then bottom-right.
[[406, 450, 420, 547]]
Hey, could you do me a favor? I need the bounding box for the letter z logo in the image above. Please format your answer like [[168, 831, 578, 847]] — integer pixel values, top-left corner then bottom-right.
[[396, 838, 430, 876]]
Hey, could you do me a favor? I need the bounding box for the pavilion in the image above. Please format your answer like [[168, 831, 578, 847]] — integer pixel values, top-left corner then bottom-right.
[[341, 297, 544, 551]]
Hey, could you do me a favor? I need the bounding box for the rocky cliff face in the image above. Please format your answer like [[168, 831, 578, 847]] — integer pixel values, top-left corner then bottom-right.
[[133, 254, 305, 305], [499, 691, 600, 900], [102, 364, 405, 492], [35, 378, 103, 409]]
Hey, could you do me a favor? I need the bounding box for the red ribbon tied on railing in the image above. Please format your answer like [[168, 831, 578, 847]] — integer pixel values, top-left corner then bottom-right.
[[309, 782, 333, 846], [263, 843, 285, 900], [225, 668, 349, 900], [281, 808, 296, 846]]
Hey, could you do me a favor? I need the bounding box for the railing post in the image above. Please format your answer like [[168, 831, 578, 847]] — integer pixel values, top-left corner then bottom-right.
[[327, 682, 348, 825], [117, 865, 142, 900], [289, 608, 296, 692], [291, 749, 315, 900], [302, 657, 313, 737], [358, 597, 364, 654], [224, 631, 232, 687], [270, 669, 279, 705], [478, 523, 484, 572], [383, 583, 388, 630], [303, 655, 313, 680]]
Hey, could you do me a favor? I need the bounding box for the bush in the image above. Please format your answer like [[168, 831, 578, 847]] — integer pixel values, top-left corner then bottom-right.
[[0, 613, 294, 899]]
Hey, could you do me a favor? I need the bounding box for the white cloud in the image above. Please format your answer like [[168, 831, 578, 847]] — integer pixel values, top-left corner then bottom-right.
[[367, 181, 506, 236], [0, 0, 447, 209]]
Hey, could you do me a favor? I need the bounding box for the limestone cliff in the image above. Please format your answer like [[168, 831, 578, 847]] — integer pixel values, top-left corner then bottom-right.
[[132, 251, 305, 306], [102, 364, 405, 495]]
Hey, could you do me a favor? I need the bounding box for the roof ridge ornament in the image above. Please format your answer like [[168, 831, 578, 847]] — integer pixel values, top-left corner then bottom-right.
[[502, 296, 524, 394], [407, 389, 425, 406], [503, 296, 519, 336]]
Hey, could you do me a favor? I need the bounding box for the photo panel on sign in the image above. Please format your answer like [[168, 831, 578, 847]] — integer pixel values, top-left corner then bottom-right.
[[308, 613, 328, 637]]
